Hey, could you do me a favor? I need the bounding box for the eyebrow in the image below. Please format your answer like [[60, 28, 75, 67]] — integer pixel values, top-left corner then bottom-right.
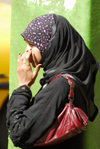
[[24, 38, 28, 42], [24, 38, 33, 46]]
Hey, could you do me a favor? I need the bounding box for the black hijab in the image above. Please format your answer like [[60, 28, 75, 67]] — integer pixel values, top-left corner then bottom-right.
[[22, 14, 99, 121]]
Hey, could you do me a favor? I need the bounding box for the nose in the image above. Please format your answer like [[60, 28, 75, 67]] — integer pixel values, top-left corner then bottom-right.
[[25, 44, 31, 52]]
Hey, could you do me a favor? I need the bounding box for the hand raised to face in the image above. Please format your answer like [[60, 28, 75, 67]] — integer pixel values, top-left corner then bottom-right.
[[17, 50, 42, 88]]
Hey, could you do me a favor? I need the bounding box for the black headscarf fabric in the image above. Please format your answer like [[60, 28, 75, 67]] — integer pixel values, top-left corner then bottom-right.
[[22, 14, 99, 121]]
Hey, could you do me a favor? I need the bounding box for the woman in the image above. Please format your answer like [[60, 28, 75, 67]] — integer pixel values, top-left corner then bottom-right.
[[6, 14, 99, 149]]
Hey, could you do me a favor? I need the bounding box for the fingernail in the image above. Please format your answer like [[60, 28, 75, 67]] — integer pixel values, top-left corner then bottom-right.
[[30, 49, 32, 51], [26, 50, 29, 52]]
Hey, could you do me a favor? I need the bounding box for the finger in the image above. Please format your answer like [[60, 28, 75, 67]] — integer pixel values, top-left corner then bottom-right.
[[25, 50, 32, 63], [17, 53, 22, 63], [20, 51, 31, 65], [21, 52, 26, 60], [18, 53, 22, 59], [19, 53, 27, 65], [33, 64, 42, 78]]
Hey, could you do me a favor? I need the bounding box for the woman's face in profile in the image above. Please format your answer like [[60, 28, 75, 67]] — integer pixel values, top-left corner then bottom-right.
[[25, 39, 42, 67]]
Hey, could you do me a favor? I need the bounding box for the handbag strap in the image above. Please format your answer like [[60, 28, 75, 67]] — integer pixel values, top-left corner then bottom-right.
[[49, 74, 75, 103]]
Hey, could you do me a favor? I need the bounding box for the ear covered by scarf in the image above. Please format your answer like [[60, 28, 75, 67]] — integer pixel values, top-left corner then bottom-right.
[[21, 14, 99, 121]]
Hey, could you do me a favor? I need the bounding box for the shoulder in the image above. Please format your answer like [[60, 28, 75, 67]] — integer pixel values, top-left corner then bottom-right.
[[34, 75, 70, 105], [39, 76, 70, 96], [49, 76, 69, 89]]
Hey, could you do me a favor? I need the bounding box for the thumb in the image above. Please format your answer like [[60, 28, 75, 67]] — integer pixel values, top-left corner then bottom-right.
[[33, 64, 42, 79]]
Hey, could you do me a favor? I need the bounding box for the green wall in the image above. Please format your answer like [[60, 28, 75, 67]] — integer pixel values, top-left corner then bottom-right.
[[9, 0, 100, 148]]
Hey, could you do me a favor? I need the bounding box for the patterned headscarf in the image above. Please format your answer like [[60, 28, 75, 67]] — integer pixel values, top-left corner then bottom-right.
[[21, 14, 55, 56]]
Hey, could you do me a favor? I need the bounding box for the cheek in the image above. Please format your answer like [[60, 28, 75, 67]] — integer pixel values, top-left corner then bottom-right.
[[31, 51, 36, 61], [34, 52, 39, 62], [32, 48, 41, 63]]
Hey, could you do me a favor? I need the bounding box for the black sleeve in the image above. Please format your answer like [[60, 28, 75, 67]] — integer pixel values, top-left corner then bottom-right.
[[6, 77, 69, 149]]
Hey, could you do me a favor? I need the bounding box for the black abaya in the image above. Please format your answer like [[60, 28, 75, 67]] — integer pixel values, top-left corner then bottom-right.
[[6, 14, 99, 149]]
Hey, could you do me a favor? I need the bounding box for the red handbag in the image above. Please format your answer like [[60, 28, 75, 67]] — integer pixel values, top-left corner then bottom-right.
[[34, 74, 88, 146]]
